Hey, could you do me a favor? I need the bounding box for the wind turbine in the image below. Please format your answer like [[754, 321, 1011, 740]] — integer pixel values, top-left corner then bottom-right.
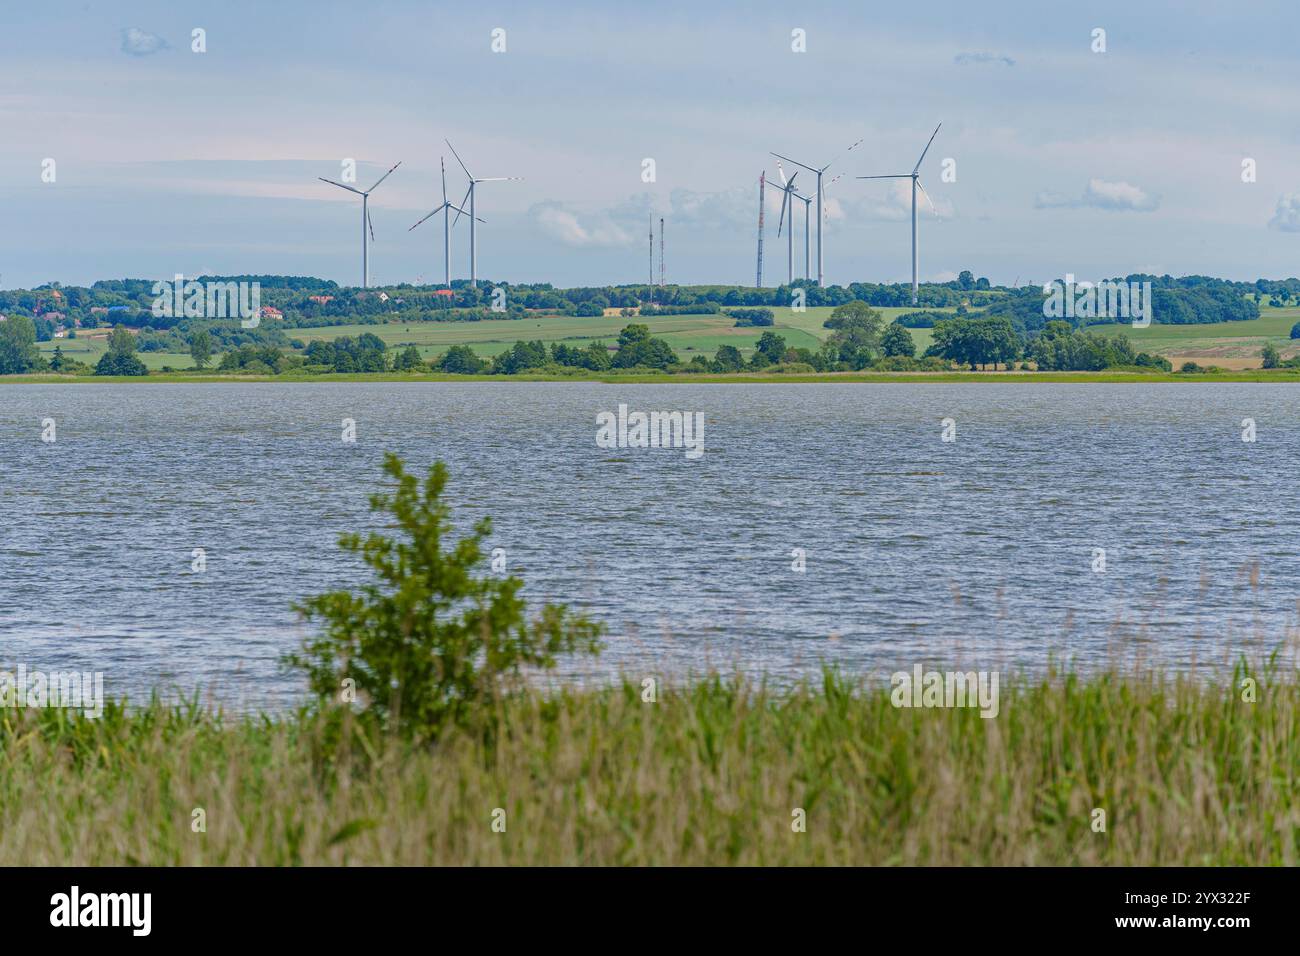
[[445, 139, 522, 288], [408, 157, 482, 289], [770, 138, 863, 286], [858, 123, 941, 305], [774, 162, 801, 285], [318, 160, 402, 289]]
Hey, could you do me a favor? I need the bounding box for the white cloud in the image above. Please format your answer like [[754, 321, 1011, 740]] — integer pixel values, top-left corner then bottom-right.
[[121, 27, 168, 57], [1268, 193, 1300, 232], [1035, 178, 1158, 212], [530, 202, 637, 247], [849, 178, 953, 221], [530, 186, 760, 247]]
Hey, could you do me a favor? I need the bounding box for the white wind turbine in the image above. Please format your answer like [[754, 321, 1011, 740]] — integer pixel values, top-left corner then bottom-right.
[[858, 123, 941, 305], [446, 139, 522, 288], [773, 162, 801, 285], [770, 138, 863, 285], [318, 160, 402, 289], [408, 157, 482, 289]]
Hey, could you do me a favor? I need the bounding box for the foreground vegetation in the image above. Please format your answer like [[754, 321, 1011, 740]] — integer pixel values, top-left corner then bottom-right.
[[1, 666, 1295, 865]]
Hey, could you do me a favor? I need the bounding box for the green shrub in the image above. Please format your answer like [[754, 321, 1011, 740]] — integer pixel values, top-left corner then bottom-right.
[[288, 455, 603, 742]]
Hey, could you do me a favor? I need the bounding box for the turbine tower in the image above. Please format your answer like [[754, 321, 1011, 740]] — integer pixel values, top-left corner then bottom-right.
[[408, 157, 481, 289], [446, 139, 522, 288], [793, 188, 812, 281], [771, 138, 862, 286], [774, 162, 801, 285], [318, 160, 402, 289], [858, 123, 941, 305]]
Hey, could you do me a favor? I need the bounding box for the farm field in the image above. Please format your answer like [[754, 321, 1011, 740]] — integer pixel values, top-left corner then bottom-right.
[[35, 331, 184, 370], [36, 304, 949, 369], [1089, 305, 1300, 367], [38, 303, 1296, 372], [283, 304, 947, 361]]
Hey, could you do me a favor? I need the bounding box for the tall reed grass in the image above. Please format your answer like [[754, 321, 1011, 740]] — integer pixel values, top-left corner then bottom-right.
[[1, 666, 1294, 865]]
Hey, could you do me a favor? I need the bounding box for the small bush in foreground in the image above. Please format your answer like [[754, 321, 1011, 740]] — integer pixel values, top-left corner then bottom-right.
[[288, 454, 602, 742]]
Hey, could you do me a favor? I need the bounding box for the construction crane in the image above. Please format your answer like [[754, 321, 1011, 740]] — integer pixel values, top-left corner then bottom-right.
[[756, 172, 766, 288]]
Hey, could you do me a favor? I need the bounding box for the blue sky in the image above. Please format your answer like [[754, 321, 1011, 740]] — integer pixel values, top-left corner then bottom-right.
[[3, 0, 1300, 289]]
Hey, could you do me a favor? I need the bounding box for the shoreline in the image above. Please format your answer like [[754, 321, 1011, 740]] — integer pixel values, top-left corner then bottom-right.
[[6, 368, 1300, 385]]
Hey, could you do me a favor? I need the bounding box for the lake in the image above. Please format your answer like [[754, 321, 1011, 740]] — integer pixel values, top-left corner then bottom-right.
[[2, 382, 1297, 708]]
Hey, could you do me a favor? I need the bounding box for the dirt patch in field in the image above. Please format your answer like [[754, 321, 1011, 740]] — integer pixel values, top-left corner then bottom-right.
[[1165, 353, 1263, 370]]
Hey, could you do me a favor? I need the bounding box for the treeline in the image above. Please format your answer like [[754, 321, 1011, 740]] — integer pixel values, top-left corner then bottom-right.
[[921, 317, 1171, 372], [981, 277, 1259, 334]]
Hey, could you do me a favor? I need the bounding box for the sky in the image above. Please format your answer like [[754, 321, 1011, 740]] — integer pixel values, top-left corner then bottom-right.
[[3, 0, 1300, 290]]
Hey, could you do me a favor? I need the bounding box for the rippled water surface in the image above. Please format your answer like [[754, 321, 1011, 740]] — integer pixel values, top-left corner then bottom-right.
[[3, 382, 1298, 707]]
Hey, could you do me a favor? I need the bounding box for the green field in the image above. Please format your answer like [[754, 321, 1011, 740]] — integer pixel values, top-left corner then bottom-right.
[[1089, 305, 1300, 367], [35, 306, 946, 369], [36, 333, 185, 371], [44, 302, 1298, 373]]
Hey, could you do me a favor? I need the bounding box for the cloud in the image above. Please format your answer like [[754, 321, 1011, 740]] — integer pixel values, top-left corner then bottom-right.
[[121, 27, 168, 57], [1035, 178, 1158, 212], [954, 51, 1015, 67], [531, 186, 760, 247], [1268, 194, 1300, 232], [849, 177, 953, 221], [530, 201, 638, 247]]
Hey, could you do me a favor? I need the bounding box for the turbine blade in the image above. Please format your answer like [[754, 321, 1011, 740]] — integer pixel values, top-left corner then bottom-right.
[[445, 139, 473, 179], [452, 185, 472, 226], [319, 177, 363, 195], [787, 170, 798, 190], [368, 207, 375, 242], [856, 174, 910, 179], [447, 203, 483, 224], [917, 180, 937, 214], [409, 208, 440, 231], [776, 160, 788, 187], [441, 157, 448, 205], [475, 176, 522, 182], [778, 188, 789, 236], [770, 152, 818, 175], [913, 123, 941, 174], [367, 160, 402, 193], [823, 137, 865, 172]]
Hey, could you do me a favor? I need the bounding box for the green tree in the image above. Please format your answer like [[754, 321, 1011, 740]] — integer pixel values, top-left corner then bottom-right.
[[0, 315, 40, 374], [713, 344, 743, 372], [436, 345, 486, 374], [287, 454, 603, 742], [189, 329, 213, 369], [393, 344, 423, 371], [826, 303, 885, 369], [1262, 343, 1280, 369], [755, 330, 787, 362], [880, 322, 916, 358], [94, 324, 148, 376], [617, 323, 650, 348]]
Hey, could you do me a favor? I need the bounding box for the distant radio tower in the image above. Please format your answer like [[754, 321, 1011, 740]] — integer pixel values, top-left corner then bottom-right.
[[659, 217, 665, 288], [648, 215, 654, 304], [756, 172, 766, 288]]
